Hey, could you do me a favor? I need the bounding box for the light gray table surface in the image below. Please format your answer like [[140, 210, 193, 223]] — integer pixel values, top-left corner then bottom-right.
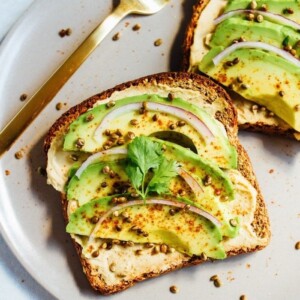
[[0, 1, 55, 299]]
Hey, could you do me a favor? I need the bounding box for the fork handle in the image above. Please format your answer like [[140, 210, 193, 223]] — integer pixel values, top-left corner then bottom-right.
[[0, 4, 131, 156]]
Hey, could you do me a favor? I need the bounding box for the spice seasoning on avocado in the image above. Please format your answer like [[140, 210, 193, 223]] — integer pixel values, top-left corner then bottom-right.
[[100, 181, 107, 187], [295, 241, 300, 250], [20, 93, 27, 101], [279, 91, 285, 97], [169, 285, 179, 294]]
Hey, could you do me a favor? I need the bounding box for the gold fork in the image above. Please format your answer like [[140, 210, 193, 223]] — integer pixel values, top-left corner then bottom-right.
[[0, 0, 169, 157]]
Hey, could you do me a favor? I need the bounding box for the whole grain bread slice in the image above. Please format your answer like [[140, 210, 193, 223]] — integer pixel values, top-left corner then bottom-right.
[[44, 72, 270, 295], [182, 0, 300, 141]]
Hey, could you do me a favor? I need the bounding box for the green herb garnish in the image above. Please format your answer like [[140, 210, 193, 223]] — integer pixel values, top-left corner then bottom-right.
[[125, 136, 178, 199]]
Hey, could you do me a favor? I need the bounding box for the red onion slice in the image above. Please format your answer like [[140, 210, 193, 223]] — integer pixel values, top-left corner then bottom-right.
[[214, 9, 300, 30], [94, 102, 214, 144], [177, 167, 204, 195], [89, 199, 221, 241], [212, 41, 300, 67], [75, 148, 128, 178]]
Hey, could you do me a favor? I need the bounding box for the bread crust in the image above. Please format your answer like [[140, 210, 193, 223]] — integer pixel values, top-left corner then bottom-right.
[[45, 72, 270, 295], [181, 0, 300, 140]]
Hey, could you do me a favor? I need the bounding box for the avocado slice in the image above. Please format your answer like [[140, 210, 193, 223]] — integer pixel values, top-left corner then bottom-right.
[[210, 17, 300, 56], [225, 0, 300, 22], [66, 138, 238, 237], [66, 196, 226, 259], [67, 160, 129, 206], [199, 46, 300, 131], [63, 94, 237, 169]]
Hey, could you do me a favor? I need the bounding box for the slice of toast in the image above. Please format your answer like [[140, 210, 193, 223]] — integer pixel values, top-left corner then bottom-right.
[[182, 0, 300, 140], [44, 72, 270, 295]]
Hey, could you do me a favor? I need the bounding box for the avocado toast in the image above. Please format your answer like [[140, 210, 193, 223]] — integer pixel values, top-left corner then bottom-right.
[[44, 72, 270, 294], [183, 0, 300, 140]]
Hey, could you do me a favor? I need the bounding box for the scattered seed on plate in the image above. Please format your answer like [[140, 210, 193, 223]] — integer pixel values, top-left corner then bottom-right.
[[112, 32, 120, 41], [19, 93, 27, 101], [210, 274, 222, 287], [5, 170, 10, 176], [169, 285, 179, 294], [59, 28, 72, 37], [14, 150, 23, 159], [240, 295, 247, 300], [295, 241, 300, 250], [154, 38, 163, 47], [56, 102, 63, 110], [132, 24, 141, 31]]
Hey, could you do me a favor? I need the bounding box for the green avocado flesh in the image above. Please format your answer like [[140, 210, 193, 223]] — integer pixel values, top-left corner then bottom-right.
[[198, 0, 300, 131], [66, 138, 238, 238], [199, 47, 300, 131], [63, 94, 237, 169], [66, 197, 226, 259], [210, 17, 300, 55], [225, 0, 300, 22]]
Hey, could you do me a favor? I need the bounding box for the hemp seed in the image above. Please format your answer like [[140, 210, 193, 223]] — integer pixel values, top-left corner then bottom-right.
[[169, 285, 179, 294], [250, 1, 257, 9], [19, 93, 28, 101], [295, 241, 300, 250], [154, 38, 163, 47], [112, 32, 120, 41]]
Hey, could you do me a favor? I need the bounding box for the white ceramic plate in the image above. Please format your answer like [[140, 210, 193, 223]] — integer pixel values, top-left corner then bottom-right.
[[0, 1, 300, 299]]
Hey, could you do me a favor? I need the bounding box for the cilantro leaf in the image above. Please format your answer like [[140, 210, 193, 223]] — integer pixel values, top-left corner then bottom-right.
[[147, 158, 179, 195], [127, 136, 162, 175], [125, 164, 143, 194], [125, 136, 179, 199]]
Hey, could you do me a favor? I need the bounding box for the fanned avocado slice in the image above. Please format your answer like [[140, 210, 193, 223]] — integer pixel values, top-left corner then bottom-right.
[[225, 0, 300, 22], [63, 94, 237, 169], [210, 16, 300, 56], [66, 137, 238, 237], [67, 160, 129, 206], [66, 196, 226, 259]]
